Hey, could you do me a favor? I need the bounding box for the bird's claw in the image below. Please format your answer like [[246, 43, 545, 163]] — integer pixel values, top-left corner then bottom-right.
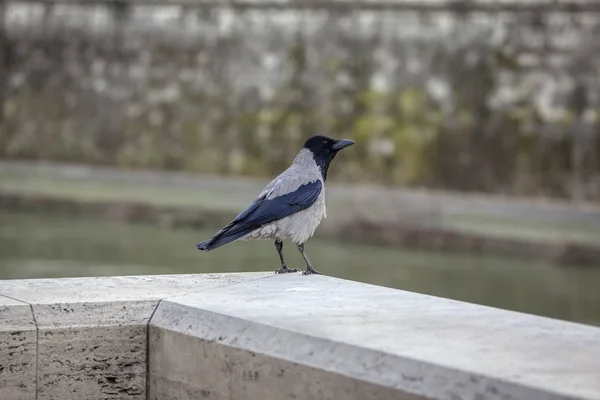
[[302, 267, 322, 275], [275, 266, 300, 274]]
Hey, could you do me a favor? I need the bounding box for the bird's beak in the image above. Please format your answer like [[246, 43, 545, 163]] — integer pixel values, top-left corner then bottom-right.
[[332, 139, 355, 151]]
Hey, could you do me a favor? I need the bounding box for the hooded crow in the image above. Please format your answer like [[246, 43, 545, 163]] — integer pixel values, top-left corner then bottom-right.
[[196, 135, 355, 275]]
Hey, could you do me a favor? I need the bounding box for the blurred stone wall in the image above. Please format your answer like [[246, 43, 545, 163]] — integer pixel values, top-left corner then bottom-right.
[[1, 0, 599, 199]]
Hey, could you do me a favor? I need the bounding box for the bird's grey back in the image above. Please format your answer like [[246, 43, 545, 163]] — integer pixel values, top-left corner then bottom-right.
[[261, 148, 323, 200]]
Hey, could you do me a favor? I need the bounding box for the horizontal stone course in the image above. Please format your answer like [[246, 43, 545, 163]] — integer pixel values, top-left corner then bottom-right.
[[1, 273, 600, 400]]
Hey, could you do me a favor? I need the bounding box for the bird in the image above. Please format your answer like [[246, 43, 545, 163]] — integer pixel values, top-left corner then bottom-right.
[[196, 135, 355, 275]]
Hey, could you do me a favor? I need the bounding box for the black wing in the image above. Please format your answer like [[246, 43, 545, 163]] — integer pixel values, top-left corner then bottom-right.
[[197, 180, 322, 251]]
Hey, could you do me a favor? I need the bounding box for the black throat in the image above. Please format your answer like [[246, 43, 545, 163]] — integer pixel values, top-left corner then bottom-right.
[[312, 152, 335, 181], [302, 135, 340, 181]]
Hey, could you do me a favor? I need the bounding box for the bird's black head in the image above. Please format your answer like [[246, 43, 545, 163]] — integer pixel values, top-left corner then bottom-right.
[[302, 135, 355, 180]]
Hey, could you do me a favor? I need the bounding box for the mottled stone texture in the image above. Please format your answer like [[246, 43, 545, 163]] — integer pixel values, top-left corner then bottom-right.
[[149, 275, 600, 400], [34, 301, 153, 400], [2, 273, 600, 400], [3, 2, 600, 199], [0, 295, 36, 400], [149, 325, 425, 400], [0, 273, 270, 400]]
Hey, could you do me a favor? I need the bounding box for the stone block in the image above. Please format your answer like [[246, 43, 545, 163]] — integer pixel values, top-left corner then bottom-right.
[[149, 275, 600, 400], [0, 295, 37, 400]]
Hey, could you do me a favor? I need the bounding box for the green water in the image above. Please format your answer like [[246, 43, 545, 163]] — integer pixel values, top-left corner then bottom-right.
[[1, 211, 599, 326]]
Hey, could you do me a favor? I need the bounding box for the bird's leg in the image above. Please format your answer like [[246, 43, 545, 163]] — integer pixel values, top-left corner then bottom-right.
[[274, 240, 299, 274], [296, 243, 322, 275]]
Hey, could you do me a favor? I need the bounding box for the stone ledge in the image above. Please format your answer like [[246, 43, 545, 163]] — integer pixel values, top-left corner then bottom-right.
[[149, 275, 600, 400], [1, 273, 600, 400], [0, 273, 272, 400]]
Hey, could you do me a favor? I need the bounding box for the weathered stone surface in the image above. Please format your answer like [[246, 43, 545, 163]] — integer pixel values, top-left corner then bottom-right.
[[149, 322, 424, 400], [0, 273, 271, 304], [0, 273, 270, 400], [149, 275, 600, 400], [3, 272, 600, 400], [33, 301, 152, 400], [0, 295, 36, 400]]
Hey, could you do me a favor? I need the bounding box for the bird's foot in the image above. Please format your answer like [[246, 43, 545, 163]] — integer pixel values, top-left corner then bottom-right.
[[302, 266, 322, 275], [275, 265, 300, 274]]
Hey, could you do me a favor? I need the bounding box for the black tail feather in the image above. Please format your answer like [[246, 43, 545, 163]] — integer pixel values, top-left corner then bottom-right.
[[196, 240, 212, 251], [196, 227, 251, 252]]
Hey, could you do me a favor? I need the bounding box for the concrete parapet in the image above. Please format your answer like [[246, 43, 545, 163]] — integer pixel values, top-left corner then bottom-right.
[[1, 273, 600, 400], [0, 273, 271, 400]]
